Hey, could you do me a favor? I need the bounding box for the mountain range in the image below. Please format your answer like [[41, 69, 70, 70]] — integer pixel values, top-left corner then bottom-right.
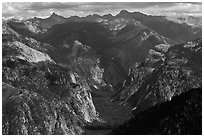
[[2, 9, 202, 135]]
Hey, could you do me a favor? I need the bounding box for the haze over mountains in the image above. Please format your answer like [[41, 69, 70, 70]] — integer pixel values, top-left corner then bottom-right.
[[3, 2, 202, 20], [2, 6, 202, 135]]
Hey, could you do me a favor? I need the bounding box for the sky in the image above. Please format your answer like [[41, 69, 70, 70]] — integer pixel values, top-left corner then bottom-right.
[[2, 2, 202, 20]]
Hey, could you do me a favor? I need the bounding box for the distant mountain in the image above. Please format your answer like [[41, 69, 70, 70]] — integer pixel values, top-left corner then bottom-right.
[[27, 10, 201, 43], [28, 12, 67, 29], [168, 16, 202, 27], [115, 10, 201, 43], [166, 16, 202, 38]]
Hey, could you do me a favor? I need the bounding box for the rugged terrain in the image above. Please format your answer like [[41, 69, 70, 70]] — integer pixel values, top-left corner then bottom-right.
[[111, 88, 202, 135], [113, 38, 202, 112], [3, 22, 105, 134], [2, 10, 202, 135]]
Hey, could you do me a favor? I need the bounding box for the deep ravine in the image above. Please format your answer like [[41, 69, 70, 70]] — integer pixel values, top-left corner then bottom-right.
[[2, 6, 202, 135], [84, 89, 132, 135]]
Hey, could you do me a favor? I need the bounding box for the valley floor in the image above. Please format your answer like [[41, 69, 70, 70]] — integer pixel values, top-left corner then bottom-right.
[[84, 89, 132, 135]]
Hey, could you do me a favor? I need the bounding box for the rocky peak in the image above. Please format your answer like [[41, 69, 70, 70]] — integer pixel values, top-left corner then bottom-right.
[[116, 10, 132, 19], [91, 14, 101, 18], [51, 12, 57, 16], [117, 10, 146, 19], [26, 12, 67, 29], [48, 12, 66, 21], [50, 12, 61, 18], [102, 14, 114, 20], [119, 10, 130, 15]]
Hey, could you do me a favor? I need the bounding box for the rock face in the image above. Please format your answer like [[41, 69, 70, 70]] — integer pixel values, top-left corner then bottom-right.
[[113, 38, 202, 112], [2, 54, 104, 134], [2, 9, 202, 135], [7, 19, 47, 36], [3, 21, 54, 63], [70, 57, 106, 90], [2, 20, 106, 135], [2, 81, 84, 135], [3, 21, 52, 54], [111, 88, 202, 135], [5, 41, 54, 63]]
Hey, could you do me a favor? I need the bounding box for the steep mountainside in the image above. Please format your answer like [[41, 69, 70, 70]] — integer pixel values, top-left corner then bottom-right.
[[2, 9, 202, 135], [30, 17, 172, 88], [2, 21, 106, 135], [3, 21, 52, 53], [2, 81, 84, 135], [3, 21, 54, 63], [7, 10, 201, 71], [5, 10, 201, 92], [116, 10, 201, 43], [101, 18, 171, 72], [111, 88, 202, 135], [112, 38, 202, 112]]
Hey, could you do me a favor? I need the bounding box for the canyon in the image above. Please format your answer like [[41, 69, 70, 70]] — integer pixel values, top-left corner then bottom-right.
[[2, 10, 202, 135]]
